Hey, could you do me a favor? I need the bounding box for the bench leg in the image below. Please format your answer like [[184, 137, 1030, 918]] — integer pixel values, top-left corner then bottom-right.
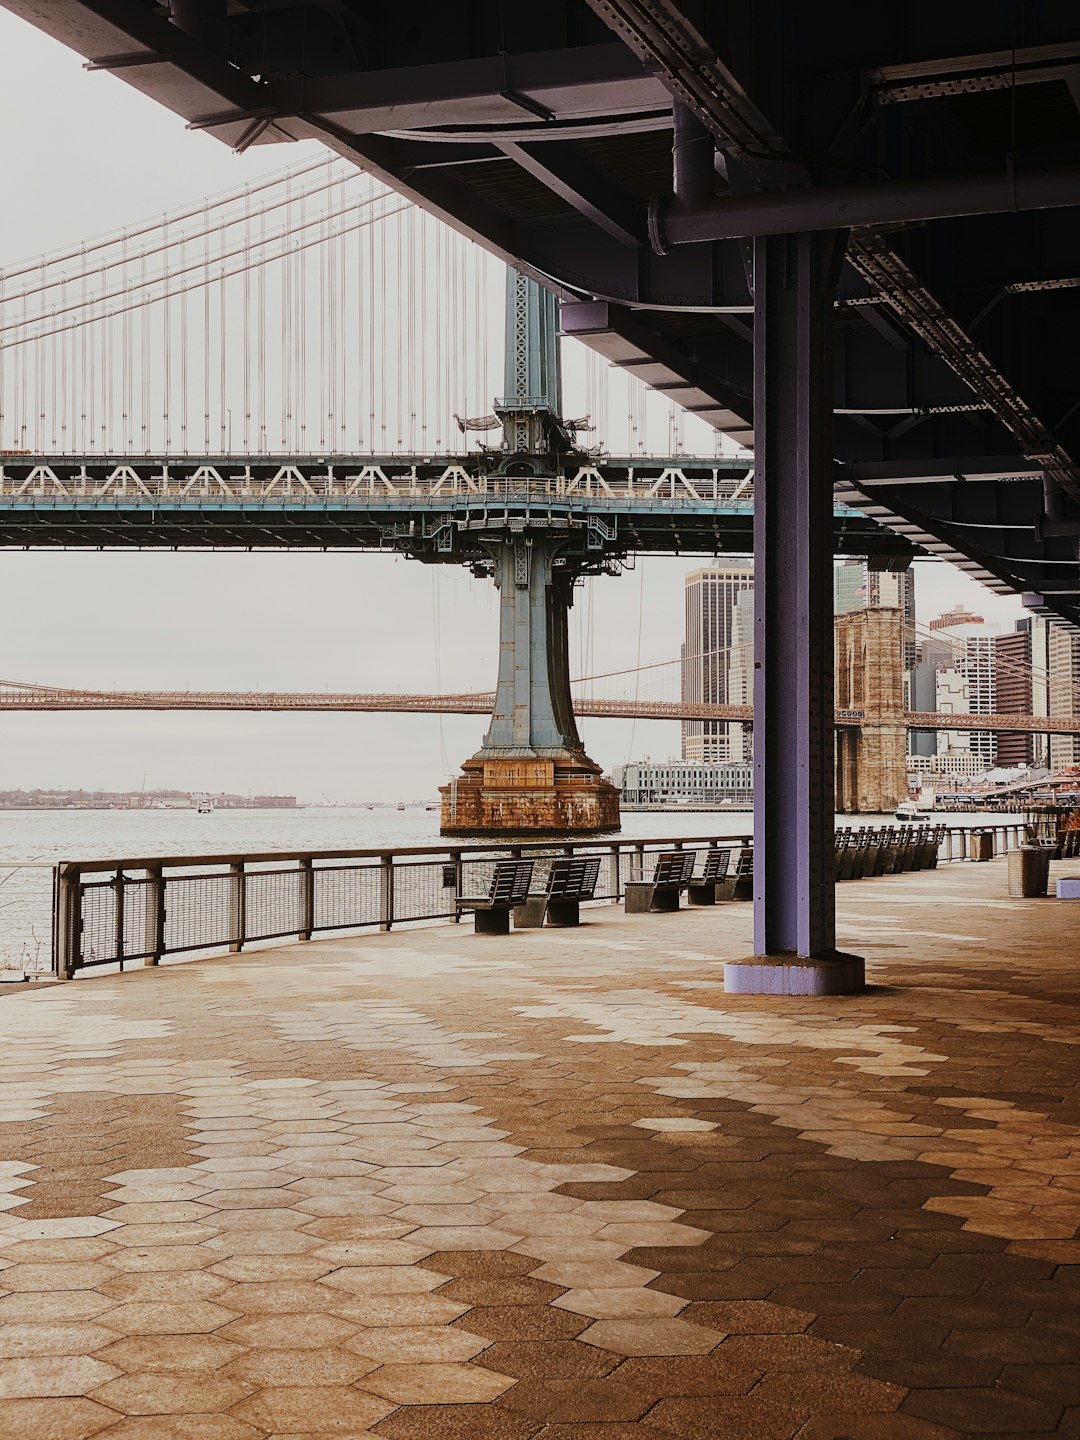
[[513, 896, 548, 929], [688, 884, 719, 906], [474, 908, 510, 935], [651, 887, 681, 912], [546, 898, 581, 927], [624, 883, 655, 914]]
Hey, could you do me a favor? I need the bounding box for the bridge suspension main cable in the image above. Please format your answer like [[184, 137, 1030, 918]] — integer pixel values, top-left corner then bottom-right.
[[0, 154, 728, 461]]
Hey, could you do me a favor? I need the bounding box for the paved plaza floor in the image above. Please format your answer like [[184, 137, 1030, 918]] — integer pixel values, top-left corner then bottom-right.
[[0, 858, 1078, 1440]]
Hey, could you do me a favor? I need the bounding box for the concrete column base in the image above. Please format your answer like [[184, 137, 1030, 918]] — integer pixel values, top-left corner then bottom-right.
[[724, 951, 865, 995]]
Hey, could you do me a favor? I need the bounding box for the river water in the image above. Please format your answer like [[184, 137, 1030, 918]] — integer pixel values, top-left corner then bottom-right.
[[0, 805, 1004, 973]]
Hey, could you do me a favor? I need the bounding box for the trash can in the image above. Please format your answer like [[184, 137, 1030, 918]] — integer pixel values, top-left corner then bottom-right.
[[1008, 845, 1051, 898], [968, 830, 994, 862]]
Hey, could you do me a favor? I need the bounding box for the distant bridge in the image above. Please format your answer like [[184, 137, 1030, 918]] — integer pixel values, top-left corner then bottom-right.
[[0, 679, 1075, 735]]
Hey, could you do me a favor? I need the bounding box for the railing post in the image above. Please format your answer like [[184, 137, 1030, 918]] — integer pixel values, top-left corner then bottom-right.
[[54, 863, 81, 980], [611, 843, 622, 902], [114, 868, 126, 973], [452, 850, 464, 922], [380, 854, 395, 933], [145, 865, 164, 966], [230, 862, 245, 953], [299, 857, 314, 941]]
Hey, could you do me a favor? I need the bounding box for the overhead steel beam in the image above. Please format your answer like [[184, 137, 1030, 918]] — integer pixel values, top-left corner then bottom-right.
[[495, 141, 646, 247], [287, 43, 665, 134], [652, 165, 1080, 249]]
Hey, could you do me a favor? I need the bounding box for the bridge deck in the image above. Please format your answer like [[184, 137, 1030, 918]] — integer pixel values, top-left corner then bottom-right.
[[1, 856, 1077, 1438]]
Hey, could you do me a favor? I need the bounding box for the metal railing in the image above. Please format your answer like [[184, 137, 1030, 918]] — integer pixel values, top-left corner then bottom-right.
[[52, 833, 754, 980], [0, 820, 1042, 982]]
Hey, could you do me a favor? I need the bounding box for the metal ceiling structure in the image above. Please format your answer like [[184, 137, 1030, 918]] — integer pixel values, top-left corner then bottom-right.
[[5, 0, 1080, 627]]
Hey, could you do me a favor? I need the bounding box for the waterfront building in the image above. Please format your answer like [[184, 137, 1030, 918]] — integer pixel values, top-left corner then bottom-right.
[[612, 759, 753, 807], [995, 620, 1036, 768], [907, 751, 983, 780], [1048, 621, 1080, 770], [681, 561, 754, 763]]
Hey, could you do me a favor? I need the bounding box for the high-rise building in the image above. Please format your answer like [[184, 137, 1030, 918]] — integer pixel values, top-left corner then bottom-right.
[[681, 561, 754, 762], [1048, 622, 1080, 771], [927, 612, 998, 769], [835, 560, 916, 667], [994, 620, 1047, 768], [1029, 615, 1051, 770]]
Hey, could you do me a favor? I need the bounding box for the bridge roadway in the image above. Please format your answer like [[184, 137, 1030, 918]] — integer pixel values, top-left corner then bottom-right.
[[0, 453, 913, 562], [0, 679, 1073, 735]]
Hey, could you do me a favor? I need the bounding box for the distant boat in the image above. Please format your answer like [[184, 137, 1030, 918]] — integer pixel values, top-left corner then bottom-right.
[[396, 802, 405, 810], [894, 800, 920, 822], [196, 796, 214, 815]]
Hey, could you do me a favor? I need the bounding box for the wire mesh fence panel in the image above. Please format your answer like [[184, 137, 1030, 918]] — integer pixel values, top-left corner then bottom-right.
[[392, 859, 456, 922], [80, 880, 119, 965], [162, 873, 236, 953], [314, 863, 381, 931], [121, 875, 156, 961], [245, 867, 304, 941]]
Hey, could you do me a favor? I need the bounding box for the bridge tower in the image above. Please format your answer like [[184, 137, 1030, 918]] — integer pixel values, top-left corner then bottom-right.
[[440, 272, 620, 834], [834, 606, 908, 814]]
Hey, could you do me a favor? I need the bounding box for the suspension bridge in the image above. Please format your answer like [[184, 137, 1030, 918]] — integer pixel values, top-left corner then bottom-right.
[[0, 679, 1071, 736], [0, 154, 920, 834]]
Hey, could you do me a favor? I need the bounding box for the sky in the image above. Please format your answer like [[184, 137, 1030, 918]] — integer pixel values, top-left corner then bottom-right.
[[0, 10, 1028, 801]]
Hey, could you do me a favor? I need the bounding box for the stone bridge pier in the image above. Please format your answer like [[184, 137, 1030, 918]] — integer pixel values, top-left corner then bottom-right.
[[834, 605, 908, 814], [440, 534, 619, 834]]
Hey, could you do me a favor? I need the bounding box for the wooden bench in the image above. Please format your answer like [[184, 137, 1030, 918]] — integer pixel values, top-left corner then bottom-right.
[[687, 847, 732, 906], [514, 855, 603, 929], [624, 850, 697, 913], [455, 859, 535, 934]]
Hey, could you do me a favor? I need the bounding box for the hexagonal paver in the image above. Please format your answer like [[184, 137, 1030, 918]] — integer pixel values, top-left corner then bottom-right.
[[357, 1361, 515, 1404], [0, 1397, 117, 1440], [97, 1301, 238, 1335], [1, 1264, 113, 1293], [218, 1312, 357, 1349], [552, 1288, 687, 1320], [222, 1346, 377, 1387], [211, 1281, 338, 1314], [88, 1373, 253, 1415], [0, 1324, 116, 1358], [632, 1117, 718, 1132], [577, 1317, 727, 1355], [328, 1293, 470, 1327], [0, 1355, 120, 1398], [230, 1384, 395, 1432], [593, 1222, 712, 1247], [310, 1239, 434, 1266], [347, 1325, 490, 1364], [93, 1334, 244, 1373], [318, 1265, 452, 1296], [104, 1245, 215, 1274]]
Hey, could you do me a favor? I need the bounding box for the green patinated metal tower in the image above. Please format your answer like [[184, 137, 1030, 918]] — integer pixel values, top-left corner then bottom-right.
[[440, 271, 620, 834]]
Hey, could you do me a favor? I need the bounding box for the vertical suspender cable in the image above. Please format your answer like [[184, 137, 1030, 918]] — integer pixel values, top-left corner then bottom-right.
[[219, 218, 227, 452], [242, 183, 251, 451], [162, 217, 171, 454], [203, 202, 211, 453]]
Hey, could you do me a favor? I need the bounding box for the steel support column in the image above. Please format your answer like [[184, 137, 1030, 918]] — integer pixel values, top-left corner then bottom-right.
[[726, 231, 864, 995]]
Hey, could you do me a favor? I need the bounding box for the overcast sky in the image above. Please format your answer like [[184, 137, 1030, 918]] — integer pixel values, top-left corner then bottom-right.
[[0, 11, 1027, 801]]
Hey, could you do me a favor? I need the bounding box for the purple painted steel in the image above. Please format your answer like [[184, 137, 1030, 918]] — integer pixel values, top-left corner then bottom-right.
[[753, 232, 839, 960]]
